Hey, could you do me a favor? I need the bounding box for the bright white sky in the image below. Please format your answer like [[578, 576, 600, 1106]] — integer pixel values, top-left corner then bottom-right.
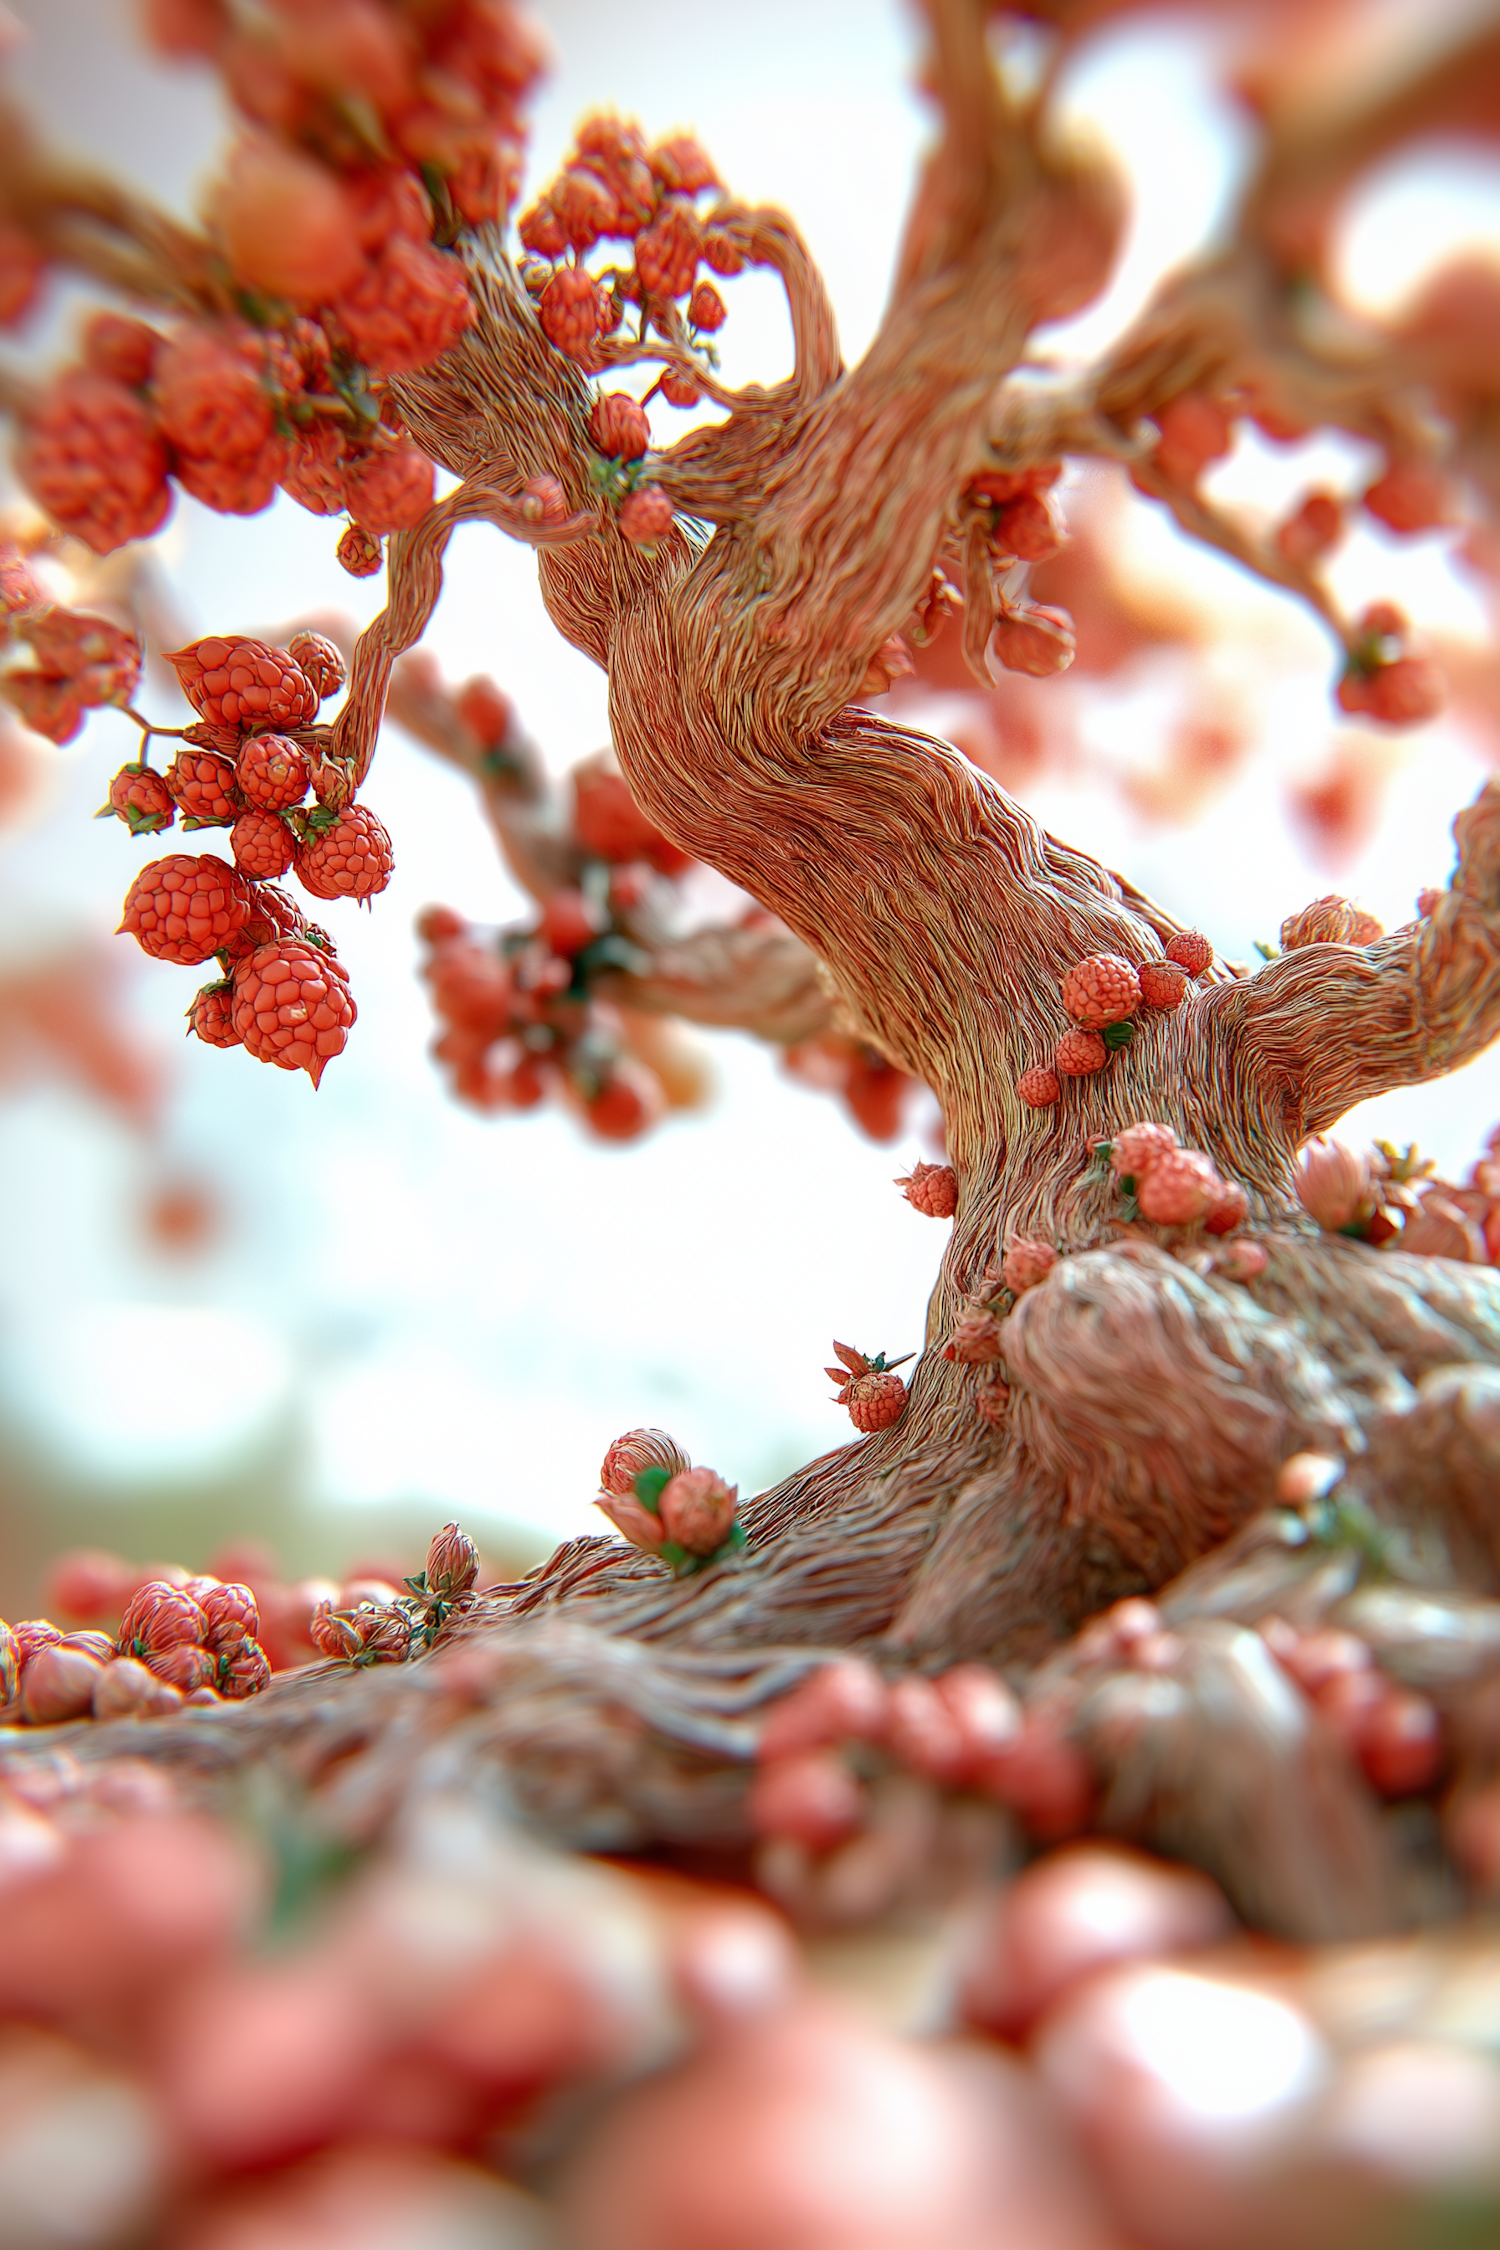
[[0, 0, 1497, 1587]]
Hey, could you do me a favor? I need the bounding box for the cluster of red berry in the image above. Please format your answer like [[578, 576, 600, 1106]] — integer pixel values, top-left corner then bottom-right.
[[1094, 1118, 1252, 1241], [1141, 392, 1448, 725], [2, 1572, 270, 1728], [1017, 932, 1211, 1105], [593, 1428, 745, 1575], [961, 459, 1079, 679], [0, 547, 144, 744], [105, 630, 389, 1087], [11, 2, 544, 572]]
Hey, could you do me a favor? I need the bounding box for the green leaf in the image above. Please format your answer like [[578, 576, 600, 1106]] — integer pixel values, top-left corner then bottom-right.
[[634, 1465, 671, 1513], [1101, 1019, 1136, 1051]]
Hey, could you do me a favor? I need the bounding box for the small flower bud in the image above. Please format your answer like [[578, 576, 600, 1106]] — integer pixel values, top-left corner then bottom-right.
[[118, 1581, 207, 1658], [218, 1640, 273, 1698], [1294, 1137, 1374, 1233], [749, 1751, 865, 1851], [424, 1522, 479, 1600], [658, 1467, 738, 1557], [198, 1582, 259, 1653], [21, 1644, 105, 1724], [599, 1427, 692, 1496], [92, 1655, 184, 1719], [146, 1643, 217, 1693], [595, 1492, 669, 1552], [1001, 1239, 1057, 1292]]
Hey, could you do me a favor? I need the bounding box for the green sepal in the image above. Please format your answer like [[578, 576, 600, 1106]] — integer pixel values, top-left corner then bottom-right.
[[1254, 939, 1280, 961], [634, 1465, 670, 1514], [1101, 1018, 1136, 1051]]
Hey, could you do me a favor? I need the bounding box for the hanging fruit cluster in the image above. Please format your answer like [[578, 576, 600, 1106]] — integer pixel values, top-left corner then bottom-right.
[[0, 549, 143, 745]]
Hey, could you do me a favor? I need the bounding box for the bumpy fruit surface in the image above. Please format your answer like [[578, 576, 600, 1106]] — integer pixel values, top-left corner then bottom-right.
[[285, 632, 346, 702], [589, 391, 650, 461], [1109, 1122, 1177, 1176], [218, 1640, 272, 1698], [118, 1579, 207, 1656], [1137, 959, 1187, 1009], [343, 443, 436, 534], [120, 854, 250, 965], [198, 1581, 258, 1651], [423, 1522, 480, 1599], [187, 979, 240, 1048], [1001, 1239, 1057, 1292], [166, 636, 319, 734], [1164, 930, 1212, 977], [174, 439, 286, 517], [896, 1160, 958, 1218], [337, 523, 383, 576], [231, 939, 356, 1088], [106, 762, 176, 836], [153, 326, 272, 464], [237, 733, 309, 812], [635, 199, 700, 298], [166, 747, 240, 827], [658, 1467, 738, 1557], [1054, 1028, 1107, 1077], [619, 485, 674, 546], [846, 1371, 907, 1432], [947, 1304, 1002, 1365], [539, 266, 605, 358], [1205, 1179, 1249, 1235], [1136, 1147, 1222, 1226], [1017, 1065, 1060, 1107], [148, 1643, 216, 1692], [18, 368, 171, 553], [294, 804, 395, 901], [331, 235, 473, 374], [1061, 953, 1141, 1029]]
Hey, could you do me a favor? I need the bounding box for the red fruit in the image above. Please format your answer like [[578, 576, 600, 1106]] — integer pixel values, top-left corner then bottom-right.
[[166, 746, 241, 827], [3, 673, 83, 743], [687, 279, 726, 332], [18, 368, 171, 553], [197, 1581, 258, 1653], [993, 490, 1063, 562], [285, 631, 345, 702], [659, 368, 702, 408], [82, 312, 161, 388], [649, 135, 718, 194], [424, 1522, 479, 1599], [846, 1370, 906, 1432], [1136, 1146, 1221, 1226], [934, 1665, 1022, 1776], [701, 227, 747, 276], [12, 1620, 62, 1667], [24, 609, 143, 703], [1338, 654, 1444, 726], [1150, 391, 1233, 484], [118, 1579, 207, 1658], [20, 1644, 104, 1724], [1016, 1064, 1060, 1106], [573, 763, 692, 872], [1001, 1238, 1057, 1292], [658, 1467, 738, 1557], [106, 761, 176, 836], [237, 732, 309, 812], [895, 1160, 958, 1218], [1276, 489, 1342, 565], [337, 523, 383, 576], [600, 1427, 692, 1497], [1061, 952, 1140, 1029], [1137, 958, 1187, 1009], [589, 391, 651, 462], [518, 200, 568, 259], [1363, 462, 1454, 536], [282, 421, 349, 517], [1204, 1178, 1249, 1235], [976, 1711, 1096, 1840], [0, 543, 42, 616], [153, 325, 272, 463], [886, 1675, 967, 1785], [119, 853, 251, 965], [749, 1751, 864, 1851], [1054, 1027, 1107, 1076], [425, 941, 512, 1036], [946, 1302, 1003, 1364], [518, 474, 570, 525], [188, 977, 242, 1048], [540, 888, 604, 956], [1109, 1121, 1177, 1176], [456, 677, 512, 747], [166, 636, 319, 734], [991, 600, 1075, 677], [550, 167, 617, 251], [1358, 1689, 1443, 1797], [635, 198, 700, 298], [232, 809, 294, 880], [174, 437, 286, 516], [1164, 929, 1212, 976], [585, 1062, 665, 1141], [295, 804, 394, 901], [148, 1642, 217, 1692], [539, 265, 606, 359], [619, 485, 674, 546], [344, 442, 435, 533], [92, 1655, 183, 1718], [231, 938, 356, 1087], [218, 1639, 272, 1698], [45, 1548, 134, 1623], [217, 139, 365, 304], [758, 1659, 890, 1761]]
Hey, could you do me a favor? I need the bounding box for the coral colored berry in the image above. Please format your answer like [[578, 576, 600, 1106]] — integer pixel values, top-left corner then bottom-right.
[[231, 938, 356, 1088], [343, 443, 435, 534], [153, 326, 272, 464], [1205, 1178, 1249, 1235], [218, 1640, 271, 1698], [1276, 490, 1342, 566], [991, 601, 1075, 678], [295, 804, 394, 902], [539, 266, 606, 359], [1002, 1239, 1057, 1292], [1338, 655, 1444, 727], [197, 1581, 258, 1652], [232, 807, 295, 880], [896, 1160, 958, 1218], [148, 1643, 216, 1692], [702, 228, 747, 276], [600, 1427, 692, 1496], [619, 484, 673, 546], [1164, 930, 1212, 977], [217, 140, 365, 305], [540, 888, 604, 957], [21, 1645, 103, 1724], [635, 198, 700, 298], [175, 439, 286, 517], [106, 762, 176, 837], [338, 523, 383, 576], [166, 747, 241, 827], [1136, 1147, 1221, 1226], [166, 636, 319, 734], [1137, 959, 1187, 1010], [1061, 952, 1140, 1029], [659, 1466, 739, 1557], [187, 977, 239, 1049], [1054, 1028, 1106, 1076], [120, 853, 251, 965], [749, 1750, 864, 1851], [688, 280, 726, 332], [237, 733, 309, 812], [19, 369, 171, 554], [285, 632, 345, 703], [282, 422, 348, 518], [118, 1578, 207, 1657], [947, 1303, 1003, 1365], [1362, 462, 1453, 537], [1109, 1122, 1178, 1176], [83, 312, 160, 388], [659, 369, 701, 408], [846, 1371, 906, 1431], [331, 235, 473, 375], [589, 391, 650, 462], [1017, 1065, 1060, 1107]]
